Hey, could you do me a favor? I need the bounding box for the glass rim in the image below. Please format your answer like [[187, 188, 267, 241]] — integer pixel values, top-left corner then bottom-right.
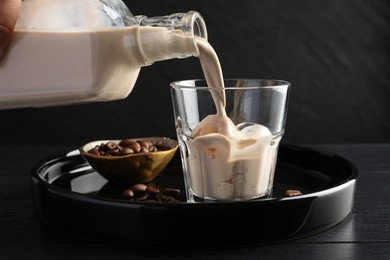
[[170, 78, 291, 90]]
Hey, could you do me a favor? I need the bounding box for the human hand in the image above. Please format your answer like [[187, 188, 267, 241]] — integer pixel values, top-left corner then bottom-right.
[[0, 0, 21, 58]]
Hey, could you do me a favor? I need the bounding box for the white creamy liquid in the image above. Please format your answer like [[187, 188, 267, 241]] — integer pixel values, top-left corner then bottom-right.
[[183, 38, 280, 201], [0, 26, 196, 109]]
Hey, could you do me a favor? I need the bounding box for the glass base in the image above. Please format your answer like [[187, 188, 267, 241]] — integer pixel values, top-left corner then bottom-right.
[[186, 189, 272, 203]]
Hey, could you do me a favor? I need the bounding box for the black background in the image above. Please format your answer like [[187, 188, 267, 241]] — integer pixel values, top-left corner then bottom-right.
[[0, 0, 389, 146]]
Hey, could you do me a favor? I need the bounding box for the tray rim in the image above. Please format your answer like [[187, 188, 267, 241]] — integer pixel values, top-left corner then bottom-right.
[[31, 143, 359, 207]]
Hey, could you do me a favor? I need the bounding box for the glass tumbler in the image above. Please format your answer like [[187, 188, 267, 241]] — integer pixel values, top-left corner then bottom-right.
[[170, 79, 290, 203]]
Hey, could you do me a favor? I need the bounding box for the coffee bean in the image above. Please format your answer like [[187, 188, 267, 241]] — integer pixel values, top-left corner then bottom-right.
[[122, 189, 134, 199], [130, 183, 147, 194], [121, 184, 181, 203], [119, 139, 137, 147], [128, 142, 141, 153], [138, 140, 151, 149], [161, 188, 180, 198], [140, 147, 149, 153], [146, 186, 160, 196], [89, 147, 100, 155], [119, 147, 134, 155], [286, 189, 302, 196], [106, 148, 120, 156], [106, 142, 117, 150], [160, 195, 171, 202], [156, 144, 170, 151]]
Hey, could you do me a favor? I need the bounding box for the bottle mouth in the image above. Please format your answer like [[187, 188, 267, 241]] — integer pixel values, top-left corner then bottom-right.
[[136, 11, 207, 41], [184, 11, 208, 40]]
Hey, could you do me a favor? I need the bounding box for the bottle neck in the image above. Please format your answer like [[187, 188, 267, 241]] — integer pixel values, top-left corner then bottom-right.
[[134, 11, 208, 65]]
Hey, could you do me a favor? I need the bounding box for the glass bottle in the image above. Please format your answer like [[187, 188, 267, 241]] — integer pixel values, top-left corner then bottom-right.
[[0, 0, 207, 109]]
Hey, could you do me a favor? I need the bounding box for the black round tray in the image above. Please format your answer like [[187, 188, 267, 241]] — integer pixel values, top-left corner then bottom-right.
[[31, 144, 358, 247]]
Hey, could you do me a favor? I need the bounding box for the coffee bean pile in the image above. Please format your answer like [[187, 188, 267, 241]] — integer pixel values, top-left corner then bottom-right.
[[122, 183, 182, 203], [87, 139, 171, 156]]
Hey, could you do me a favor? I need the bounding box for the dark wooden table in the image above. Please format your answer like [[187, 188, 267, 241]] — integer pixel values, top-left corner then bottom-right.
[[1, 143, 389, 259]]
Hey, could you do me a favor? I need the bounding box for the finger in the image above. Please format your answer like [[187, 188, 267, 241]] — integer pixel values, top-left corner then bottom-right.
[[0, 0, 21, 58]]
